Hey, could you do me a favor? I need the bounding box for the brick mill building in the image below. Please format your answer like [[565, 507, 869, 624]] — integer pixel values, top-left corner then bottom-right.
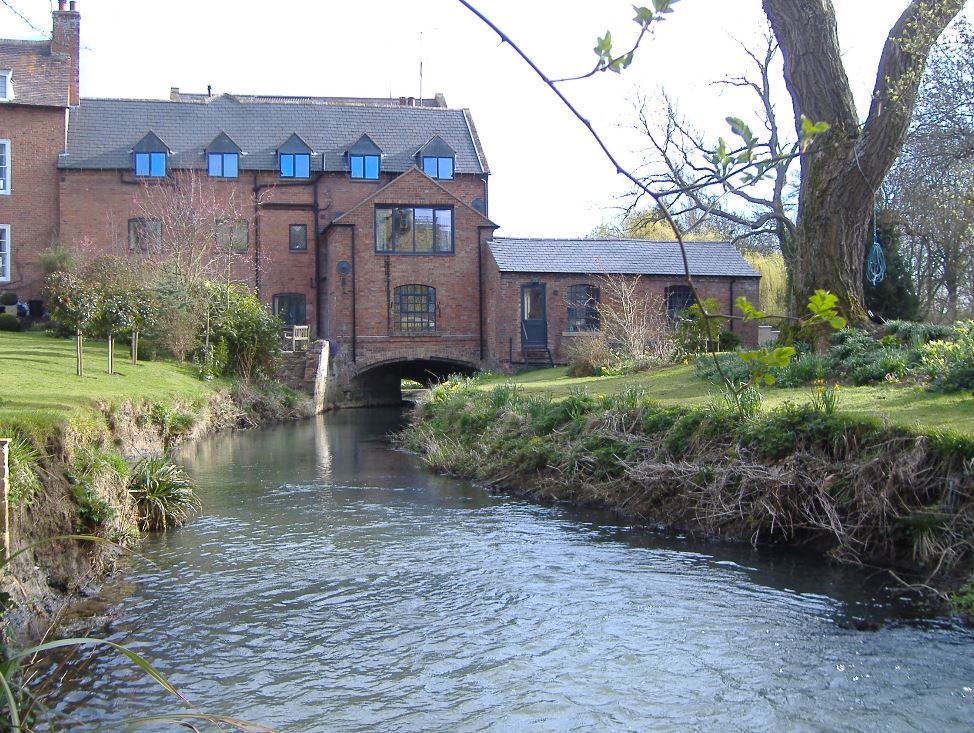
[[1, 3, 759, 394]]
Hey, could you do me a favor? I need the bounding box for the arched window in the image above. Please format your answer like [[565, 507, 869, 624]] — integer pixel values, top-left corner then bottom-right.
[[273, 293, 307, 326], [394, 285, 436, 332], [566, 284, 600, 332], [665, 285, 695, 323]]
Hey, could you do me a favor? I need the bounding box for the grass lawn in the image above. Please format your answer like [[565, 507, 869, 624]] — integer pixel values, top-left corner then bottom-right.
[[479, 364, 974, 435], [0, 331, 225, 431]]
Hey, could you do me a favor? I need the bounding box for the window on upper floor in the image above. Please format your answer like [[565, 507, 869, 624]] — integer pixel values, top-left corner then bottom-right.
[[0, 71, 12, 102], [566, 284, 600, 332], [665, 285, 695, 323], [289, 224, 308, 251], [134, 151, 167, 178], [215, 219, 249, 252], [393, 284, 436, 333], [0, 140, 8, 194], [375, 206, 453, 254], [208, 152, 239, 179], [422, 156, 454, 180], [350, 154, 380, 180], [128, 218, 162, 253], [280, 152, 310, 179], [273, 293, 307, 326], [0, 225, 10, 283]]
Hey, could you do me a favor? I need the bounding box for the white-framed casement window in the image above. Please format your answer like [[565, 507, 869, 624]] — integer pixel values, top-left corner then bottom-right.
[[0, 70, 12, 102], [0, 140, 9, 195], [0, 225, 11, 283]]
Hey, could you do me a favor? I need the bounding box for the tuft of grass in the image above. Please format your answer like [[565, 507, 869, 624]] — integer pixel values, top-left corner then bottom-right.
[[127, 457, 201, 531]]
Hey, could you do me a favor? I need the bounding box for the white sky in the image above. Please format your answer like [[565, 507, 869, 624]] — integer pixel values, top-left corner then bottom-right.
[[2, 0, 968, 237]]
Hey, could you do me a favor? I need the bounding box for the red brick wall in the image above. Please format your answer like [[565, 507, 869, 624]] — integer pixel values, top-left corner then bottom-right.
[[51, 166, 488, 338], [0, 105, 66, 298], [320, 168, 493, 366], [482, 254, 761, 371]]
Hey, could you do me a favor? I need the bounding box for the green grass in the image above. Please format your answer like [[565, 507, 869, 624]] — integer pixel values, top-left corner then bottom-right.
[[0, 331, 226, 433], [478, 365, 974, 435]]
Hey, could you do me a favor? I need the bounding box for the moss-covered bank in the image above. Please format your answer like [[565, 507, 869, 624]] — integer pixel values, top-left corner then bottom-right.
[[1, 381, 310, 635], [401, 378, 974, 610]]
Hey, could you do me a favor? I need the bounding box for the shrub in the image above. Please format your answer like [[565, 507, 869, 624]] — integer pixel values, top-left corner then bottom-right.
[[774, 353, 830, 387], [128, 456, 201, 531], [0, 313, 20, 331], [718, 330, 742, 351], [828, 328, 911, 385], [693, 352, 750, 385], [884, 320, 955, 346], [211, 285, 282, 380], [920, 321, 974, 392], [566, 332, 610, 377], [0, 291, 17, 306]]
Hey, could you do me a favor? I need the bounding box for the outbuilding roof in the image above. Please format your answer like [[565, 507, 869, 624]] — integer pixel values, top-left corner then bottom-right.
[[59, 94, 490, 175], [488, 238, 760, 278]]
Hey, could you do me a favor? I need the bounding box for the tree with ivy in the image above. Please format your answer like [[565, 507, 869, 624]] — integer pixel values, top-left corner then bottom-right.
[[45, 272, 101, 377], [761, 0, 965, 322]]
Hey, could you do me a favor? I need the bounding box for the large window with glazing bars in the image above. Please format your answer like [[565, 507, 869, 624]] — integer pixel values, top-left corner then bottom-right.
[[665, 285, 695, 323], [375, 206, 453, 254], [393, 284, 436, 333], [566, 284, 600, 332]]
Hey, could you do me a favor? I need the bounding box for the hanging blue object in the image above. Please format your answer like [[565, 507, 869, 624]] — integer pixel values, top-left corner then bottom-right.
[[866, 231, 887, 287]]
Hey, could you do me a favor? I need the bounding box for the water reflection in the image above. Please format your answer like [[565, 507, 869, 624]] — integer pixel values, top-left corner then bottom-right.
[[57, 408, 974, 732]]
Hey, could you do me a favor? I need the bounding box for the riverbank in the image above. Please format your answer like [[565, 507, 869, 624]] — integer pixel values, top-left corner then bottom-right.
[[0, 331, 311, 632], [401, 376, 974, 611]]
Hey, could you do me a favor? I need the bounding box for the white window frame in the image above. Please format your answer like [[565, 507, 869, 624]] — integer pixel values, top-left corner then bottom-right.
[[0, 225, 10, 283], [0, 70, 12, 102], [0, 140, 9, 195]]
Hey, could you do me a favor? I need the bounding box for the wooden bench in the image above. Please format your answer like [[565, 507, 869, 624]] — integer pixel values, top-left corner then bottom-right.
[[283, 325, 310, 352]]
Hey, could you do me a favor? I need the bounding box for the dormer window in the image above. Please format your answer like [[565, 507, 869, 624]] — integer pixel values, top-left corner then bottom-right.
[[0, 71, 12, 102], [422, 156, 454, 180], [416, 136, 456, 180], [208, 152, 238, 178], [278, 133, 312, 179], [280, 153, 310, 178], [350, 154, 379, 180], [206, 132, 241, 179], [347, 134, 382, 180], [132, 131, 169, 178]]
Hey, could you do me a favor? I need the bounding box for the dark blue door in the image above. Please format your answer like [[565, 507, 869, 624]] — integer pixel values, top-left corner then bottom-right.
[[521, 283, 547, 347]]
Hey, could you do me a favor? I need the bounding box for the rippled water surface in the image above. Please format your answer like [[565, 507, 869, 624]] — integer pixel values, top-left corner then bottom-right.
[[61, 408, 974, 732]]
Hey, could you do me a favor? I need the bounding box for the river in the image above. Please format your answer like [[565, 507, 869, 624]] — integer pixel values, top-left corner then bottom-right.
[[57, 408, 974, 732]]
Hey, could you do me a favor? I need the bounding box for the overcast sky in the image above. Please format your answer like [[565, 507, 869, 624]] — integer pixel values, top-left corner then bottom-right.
[[3, 0, 967, 237]]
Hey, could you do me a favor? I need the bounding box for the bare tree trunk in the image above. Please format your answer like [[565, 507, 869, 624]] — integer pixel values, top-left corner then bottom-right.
[[76, 330, 84, 377], [107, 330, 114, 375], [132, 329, 139, 365]]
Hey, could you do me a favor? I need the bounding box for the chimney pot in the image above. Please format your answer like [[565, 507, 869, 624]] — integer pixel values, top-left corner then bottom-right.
[[58, 1, 66, 11], [69, 1, 76, 10]]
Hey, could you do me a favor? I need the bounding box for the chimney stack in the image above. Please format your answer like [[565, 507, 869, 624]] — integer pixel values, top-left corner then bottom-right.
[[52, 1, 80, 106]]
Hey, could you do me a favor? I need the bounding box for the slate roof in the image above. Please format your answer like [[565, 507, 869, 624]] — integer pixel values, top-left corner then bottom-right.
[[59, 94, 489, 174], [0, 38, 71, 107], [488, 238, 760, 278]]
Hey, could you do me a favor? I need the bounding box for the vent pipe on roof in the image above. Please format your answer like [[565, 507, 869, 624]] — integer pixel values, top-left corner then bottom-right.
[[207, 85, 212, 97]]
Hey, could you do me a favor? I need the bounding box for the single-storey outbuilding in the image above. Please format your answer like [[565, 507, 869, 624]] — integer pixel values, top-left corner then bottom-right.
[[483, 237, 761, 369]]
